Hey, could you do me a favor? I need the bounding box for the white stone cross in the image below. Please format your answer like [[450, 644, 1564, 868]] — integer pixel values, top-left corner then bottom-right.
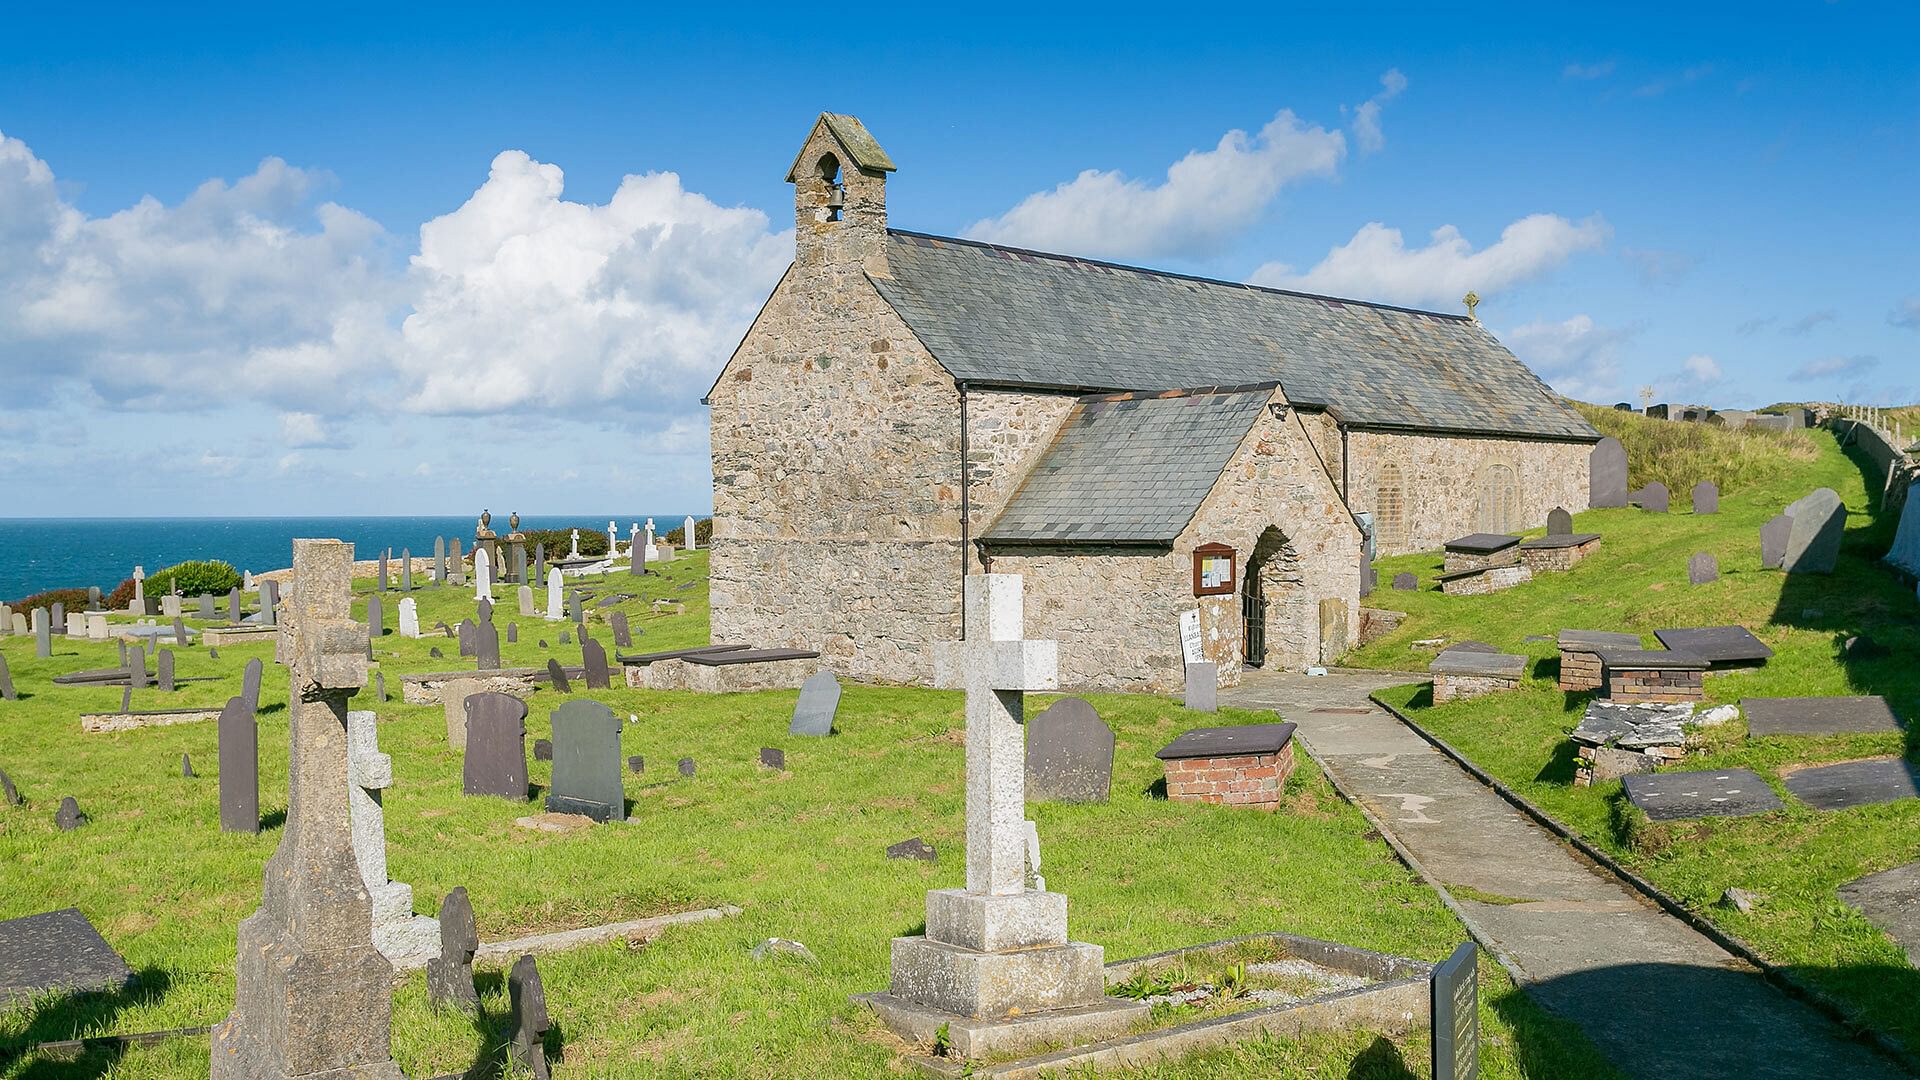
[[473, 546, 493, 601], [606, 520, 619, 556], [569, 529, 580, 558], [546, 567, 564, 621], [347, 710, 437, 965], [684, 516, 697, 551], [955, 574, 1058, 896], [132, 565, 146, 601]]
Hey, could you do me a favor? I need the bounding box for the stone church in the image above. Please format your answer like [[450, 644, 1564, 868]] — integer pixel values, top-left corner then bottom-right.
[[707, 114, 1599, 692]]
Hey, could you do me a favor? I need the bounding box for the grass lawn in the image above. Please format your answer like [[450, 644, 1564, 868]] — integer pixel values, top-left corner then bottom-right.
[[1349, 420, 1920, 1056], [0, 550, 1625, 1078]]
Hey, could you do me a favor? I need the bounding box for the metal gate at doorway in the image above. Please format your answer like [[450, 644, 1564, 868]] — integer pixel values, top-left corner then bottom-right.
[[1242, 562, 1266, 667]]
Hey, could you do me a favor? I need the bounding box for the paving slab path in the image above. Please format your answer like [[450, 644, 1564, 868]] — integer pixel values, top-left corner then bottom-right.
[[1220, 668, 1911, 1080]]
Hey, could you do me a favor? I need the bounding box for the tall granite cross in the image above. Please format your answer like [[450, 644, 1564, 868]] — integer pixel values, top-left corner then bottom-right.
[[348, 709, 439, 966], [211, 539, 403, 1080], [955, 575, 1056, 895]]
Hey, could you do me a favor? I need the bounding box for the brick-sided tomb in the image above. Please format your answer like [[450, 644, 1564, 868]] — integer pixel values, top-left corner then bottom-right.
[[1155, 723, 1298, 809]]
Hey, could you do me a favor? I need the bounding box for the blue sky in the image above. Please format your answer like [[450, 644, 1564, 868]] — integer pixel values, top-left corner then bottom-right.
[[2, 2, 1915, 516]]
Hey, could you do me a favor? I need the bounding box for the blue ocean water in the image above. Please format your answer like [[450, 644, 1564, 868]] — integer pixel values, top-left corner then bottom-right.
[[0, 516, 702, 603]]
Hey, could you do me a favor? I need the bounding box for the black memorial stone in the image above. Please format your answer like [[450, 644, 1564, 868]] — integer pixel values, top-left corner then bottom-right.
[[887, 837, 936, 861], [790, 670, 840, 736], [1653, 626, 1773, 666], [545, 700, 625, 822], [1783, 758, 1920, 812], [218, 696, 260, 834], [0, 908, 135, 1005], [1687, 552, 1719, 585], [582, 639, 611, 690], [759, 747, 785, 771], [1025, 697, 1115, 804], [55, 796, 85, 830], [1622, 769, 1783, 820], [1760, 513, 1792, 569], [677, 757, 696, 777], [1431, 941, 1479, 1080], [462, 693, 529, 800], [546, 658, 571, 694], [426, 886, 480, 1015], [508, 954, 552, 1080], [1392, 572, 1418, 591], [610, 612, 632, 649], [1743, 696, 1901, 737], [1155, 722, 1298, 762]]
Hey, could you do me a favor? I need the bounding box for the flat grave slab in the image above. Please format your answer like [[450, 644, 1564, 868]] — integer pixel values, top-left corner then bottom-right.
[[1598, 648, 1708, 670], [1653, 626, 1774, 666], [1444, 533, 1522, 554], [1623, 769, 1783, 820], [1744, 696, 1901, 738], [616, 644, 750, 666], [1519, 533, 1602, 550], [1838, 862, 1920, 967], [682, 647, 820, 667], [1571, 701, 1694, 749], [1155, 722, 1297, 760], [0, 908, 135, 1005], [1429, 651, 1526, 678], [1782, 758, 1920, 811], [1558, 629, 1642, 651]]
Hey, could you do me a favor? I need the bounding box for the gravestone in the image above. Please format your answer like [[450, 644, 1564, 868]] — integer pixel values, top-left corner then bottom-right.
[[567, 592, 584, 626], [610, 612, 631, 649], [518, 585, 535, 618], [472, 546, 493, 601], [628, 756, 645, 774], [241, 658, 263, 714], [257, 579, 277, 626], [1, 769, 19, 805], [560, 632, 572, 645], [348, 710, 438, 965], [1692, 481, 1719, 515], [128, 645, 149, 689], [183, 754, 196, 778], [508, 954, 552, 1080], [1589, 437, 1628, 508], [1743, 696, 1900, 737], [0, 655, 12, 701], [173, 617, 189, 646], [199, 593, 216, 619], [457, 619, 476, 658], [462, 692, 529, 800], [367, 595, 383, 645], [375, 671, 385, 702], [434, 536, 447, 585], [476, 620, 501, 671], [790, 670, 841, 736], [631, 534, 646, 576], [1025, 698, 1115, 804], [442, 678, 482, 750], [1783, 488, 1845, 574], [1392, 572, 1417, 591], [121, 686, 132, 713], [546, 568, 564, 621], [55, 796, 85, 830], [1184, 662, 1217, 712], [1546, 506, 1573, 536], [450, 538, 466, 585], [582, 638, 611, 690], [1654, 626, 1773, 665], [52, 601, 65, 632], [1688, 552, 1719, 585], [0, 908, 135, 1005], [33, 607, 50, 659], [887, 837, 936, 861], [678, 757, 696, 776], [229, 588, 242, 624], [533, 543, 545, 591], [760, 747, 786, 771], [425, 887, 479, 1015], [398, 598, 419, 639], [1431, 941, 1479, 1080], [507, 623, 518, 644], [400, 549, 412, 592], [1782, 758, 1920, 811], [533, 739, 552, 761], [378, 550, 388, 592], [1623, 769, 1783, 820], [157, 649, 176, 692], [1638, 481, 1670, 513], [546, 658, 571, 694], [430, 647, 443, 659], [685, 516, 698, 551], [545, 700, 626, 822], [210, 538, 404, 1080], [89, 585, 103, 611]]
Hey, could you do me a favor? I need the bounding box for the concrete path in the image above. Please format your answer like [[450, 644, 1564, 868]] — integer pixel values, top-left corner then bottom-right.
[[1220, 668, 1910, 1080]]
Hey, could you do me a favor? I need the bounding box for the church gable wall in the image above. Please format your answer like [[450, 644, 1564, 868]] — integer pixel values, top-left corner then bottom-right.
[[1348, 431, 1592, 556]]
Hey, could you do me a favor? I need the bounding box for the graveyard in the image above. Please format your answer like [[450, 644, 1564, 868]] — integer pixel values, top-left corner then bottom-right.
[[0, 534, 1624, 1077], [1351, 408, 1920, 1057]]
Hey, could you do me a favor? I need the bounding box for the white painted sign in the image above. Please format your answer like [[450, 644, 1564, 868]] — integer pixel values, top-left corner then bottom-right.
[[1179, 609, 1203, 665]]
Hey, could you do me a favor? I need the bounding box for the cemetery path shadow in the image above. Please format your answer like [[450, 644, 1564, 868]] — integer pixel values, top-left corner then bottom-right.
[[0, 967, 176, 1080]]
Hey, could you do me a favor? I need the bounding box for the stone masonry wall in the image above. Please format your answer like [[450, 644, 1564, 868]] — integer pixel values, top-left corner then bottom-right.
[[962, 389, 1078, 574], [1348, 430, 1593, 556]]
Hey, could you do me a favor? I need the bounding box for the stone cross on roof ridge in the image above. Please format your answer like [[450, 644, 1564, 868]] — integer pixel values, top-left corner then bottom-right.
[[957, 574, 1057, 897]]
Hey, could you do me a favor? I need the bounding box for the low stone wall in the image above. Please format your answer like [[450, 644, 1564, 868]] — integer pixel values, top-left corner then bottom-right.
[[401, 668, 542, 706], [1438, 565, 1531, 596], [1603, 662, 1705, 704], [1433, 671, 1517, 703], [628, 658, 818, 692], [1162, 747, 1295, 809], [202, 625, 281, 647], [1520, 536, 1601, 573], [81, 707, 223, 734], [1442, 546, 1518, 574]]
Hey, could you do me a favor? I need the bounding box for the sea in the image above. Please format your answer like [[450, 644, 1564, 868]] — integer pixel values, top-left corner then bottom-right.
[[0, 516, 702, 603]]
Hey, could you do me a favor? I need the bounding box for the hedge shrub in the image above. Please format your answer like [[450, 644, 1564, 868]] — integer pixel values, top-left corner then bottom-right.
[[8, 587, 94, 612], [147, 560, 243, 598], [517, 528, 610, 559]]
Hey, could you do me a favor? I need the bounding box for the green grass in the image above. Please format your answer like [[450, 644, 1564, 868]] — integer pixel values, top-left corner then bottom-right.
[[0, 552, 1626, 1077], [1574, 400, 1824, 497], [1351, 423, 1920, 1056]]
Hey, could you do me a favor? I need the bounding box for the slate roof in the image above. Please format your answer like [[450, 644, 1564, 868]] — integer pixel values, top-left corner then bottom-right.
[[872, 231, 1597, 442], [785, 113, 896, 180], [981, 385, 1274, 545]]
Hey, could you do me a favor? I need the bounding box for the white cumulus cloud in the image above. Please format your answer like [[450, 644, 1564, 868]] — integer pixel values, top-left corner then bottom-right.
[[1250, 213, 1610, 309], [1500, 313, 1633, 403], [1350, 68, 1408, 154], [964, 110, 1346, 260]]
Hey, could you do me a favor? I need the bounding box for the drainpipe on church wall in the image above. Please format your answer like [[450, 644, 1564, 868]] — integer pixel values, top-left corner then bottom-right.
[[1340, 423, 1350, 503], [958, 382, 971, 640]]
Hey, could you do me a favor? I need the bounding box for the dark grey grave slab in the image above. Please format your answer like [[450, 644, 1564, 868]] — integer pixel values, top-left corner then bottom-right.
[[595, 595, 619, 609], [241, 658, 263, 714], [182, 754, 194, 778], [1783, 758, 1920, 811], [426, 886, 479, 1015], [545, 701, 625, 822], [887, 837, 936, 861], [1637, 482, 1670, 513], [1444, 533, 1522, 555], [1559, 630, 1642, 651], [477, 621, 501, 671], [682, 648, 819, 666], [478, 598, 494, 625], [1546, 507, 1573, 536], [1687, 552, 1719, 585], [0, 908, 134, 1005], [1571, 701, 1692, 749], [1760, 513, 1792, 569], [156, 649, 175, 693], [1743, 696, 1900, 737], [582, 639, 611, 690], [508, 954, 551, 1080], [1440, 640, 1499, 655], [121, 686, 132, 713], [1025, 697, 1115, 804], [1783, 488, 1845, 574], [33, 608, 49, 658], [128, 646, 148, 690], [1392, 572, 1417, 590], [567, 593, 583, 625], [618, 644, 751, 666], [218, 696, 259, 834], [367, 595, 383, 642], [790, 670, 840, 736], [117, 640, 127, 667], [55, 796, 85, 830], [1653, 626, 1772, 665], [677, 757, 696, 777], [0, 654, 13, 701], [457, 619, 476, 658], [50, 602, 64, 634], [533, 739, 552, 761], [1431, 941, 1479, 1080], [1692, 481, 1719, 515], [1430, 650, 1526, 678], [628, 755, 644, 774], [610, 612, 631, 649], [1622, 769, 1782, 820], [1597, 648, 1707, 671], [1, 769, 18, 805], [759, 747, 785, 771], [462, 693, 529, 800], [1838, 862, 1920, 967], [546, 658, 571, 694], [1156, 723, 1298, 761]]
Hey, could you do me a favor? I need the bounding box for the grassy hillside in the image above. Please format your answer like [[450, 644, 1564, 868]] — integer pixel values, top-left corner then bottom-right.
[[1573, 401, 1821, 497]]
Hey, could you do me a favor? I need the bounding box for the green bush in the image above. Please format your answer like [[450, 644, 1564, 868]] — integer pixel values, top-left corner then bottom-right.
[[518, 528, 609, 559], [146, 560, 242, 598], [661, 518, 712, 548], [8, 587, 94, 612]]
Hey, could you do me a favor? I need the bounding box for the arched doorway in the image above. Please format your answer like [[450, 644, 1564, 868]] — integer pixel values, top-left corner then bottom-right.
[[1242, 526, 1303, 668]]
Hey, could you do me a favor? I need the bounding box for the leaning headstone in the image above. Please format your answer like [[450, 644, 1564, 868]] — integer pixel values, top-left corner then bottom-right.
[[1688, 552, 1719, 585], [582, 638, 611, 690], [0, 769, 19, 805], [476, 620, 501, 672], [183, 753, 196, 778], [462, 692, 529, 800], [1025, 698, 1115, 804], [508, 954, 552, 1080], [220, 703, 262, 835], [545, 700, 626, 822], [1638, 482, 1670, 513], [1589, 436, 1628, 508], [0, 655, 13, 701], [33, 607, 50, 659], [790, 671, 841, 736], [398, 598, 420, 639], [1392, 572, 1417, 591], [1185, 661, 1217, 712], [1783, 488, 1846, 574], [173, 616, 189, 646], [610, 612, 632, 649], [348, 709, 438, 966], [546, 658, 571, 694], [1546, 506, 1573, 536], [210, 537, 404, 1080], [1692, 481, 1719, 515], [157, 649, 175, 693], [426, 887, 480, 1016], [55, 796, 85, 830], [518, 585, 535, 618]]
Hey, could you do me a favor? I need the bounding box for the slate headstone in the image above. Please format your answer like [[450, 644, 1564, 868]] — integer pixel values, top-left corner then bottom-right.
[[218, 696, 260, 833], [50, 602, 64, 633], [378, 550, 388, 592], [89, 585, 103, 611], [128, 645, 148, 689], [367, 595, 383, 644], [401, 549, 412, 592], [533, 739, 553, 761], [1638, 481, 1670, 513], [457, 619, 476, 658], [545, 700, 626, 822], [759, 747, 785, 771], [425, 886, 479, 1015], [1692, 481, 1719, 515], [628, 755, 645, 774], [228, 587, 242, 624], [33, 607, 50, 659], [0, 768, 18, 805], [1546, 506, 1573, 536], [1589, 436, 1628, 509], [507, 623, 518, 644], [0, 908, 135, 1005], [1623, 769, 1783, 820], [241, 658, 263, 714], [462, 693, 529, 800], [507, 954, 552, 1080], [476, 620, 501, 671], [1783, 488, 1845, 574], [375, 670, 385, 702], [790, 670, 841, 736], [546, 658, 571, 694], [518, 585, 535, 618], [0, 654, 13, 701], [1431, 941, 1479, 1080], [1688, 552, 1719, 585], [157, 649, 175, 692], [182, 753, 195, 778], [610, 611, 631, 649], [678, 757, 696, 777], [430, 647, 444, 659], [1024, 697, 1115, 804], [55, 796, 85, 830], [582, 638, 611, 690], [1392, 572, 1418, 591], [887, 837, 936, 861]]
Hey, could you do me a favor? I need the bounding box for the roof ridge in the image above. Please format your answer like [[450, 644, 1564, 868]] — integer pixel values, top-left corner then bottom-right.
[[1079, 382, 1279, 403], [887, 229, 1473, 322]]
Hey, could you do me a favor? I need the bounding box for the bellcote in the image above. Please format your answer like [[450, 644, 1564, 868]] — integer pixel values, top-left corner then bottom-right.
[[788, 113, 895, 277]]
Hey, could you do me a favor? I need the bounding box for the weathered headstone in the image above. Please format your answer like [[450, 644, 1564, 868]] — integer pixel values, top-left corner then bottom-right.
[[1589, 436, 1628, 509], [183, 753, 196, 778], [1431, 941, 1479, 1080], [1692, 481, 1719, 515], [1783, 488, 1845, 574], [377, 550, 388, 592], [398, 598, 419, 639], [628, 755, 645, 774], [1546, 506, 1573, 536], [157, 649, 176, 692], [0, 655, 12, 701], [476, 620, 501, 671], [1184, 661, 1217, 712], [0, 908, 134, 1004], [229, 587, 243, 624], [1392, 572, 1417, 591], [1638, 481, 1670, 513], [567, 591, 583, 626], [532, 542, 546, 590], [173, 616, 190, 647], [434, 536, 447, 585], [573, 638, 608, 690], [348, 710, 437, 965], [1688, 552, 1719, 585], [257, 579, 277, 626], [559, 631, 571, 646], [518, 585, 535, 618], [759, 747, 786, 771], [631, 530, 646, 576], [533, 739, 553, 761], [789, 671, 841, 736], [545, 700, 626, 822], [685, 516, 698, 551], [426, 887, 479, 1015], [450, 537, 466, 585], [507, 623, 518, 644], [197, 593, 216, 619], [367, 595, 383, 646], [508, 954, 552, 1080], [0, 769, 19, 805], [1623, 768, 1783, 820], [55, 796, 85, 830], [546, 658, 571, 694], [241, 658, 263, 715], [678, 757, 697, 777], [610, 611, 632, 649], [210, 538, 403, 1080], [473, 546, 494, 601], [457, 618, 476, 658], [1024, 698, 1115, 804], [462, 692, 529, 800], [128, 645, 149, 689], [88, 585, 103, 611], [33, 607, 50, 659], [375, 671, 385, 702], [545, 568, 564, 621], [400, 549, 412, 592], [888, 837, 936, 861]]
